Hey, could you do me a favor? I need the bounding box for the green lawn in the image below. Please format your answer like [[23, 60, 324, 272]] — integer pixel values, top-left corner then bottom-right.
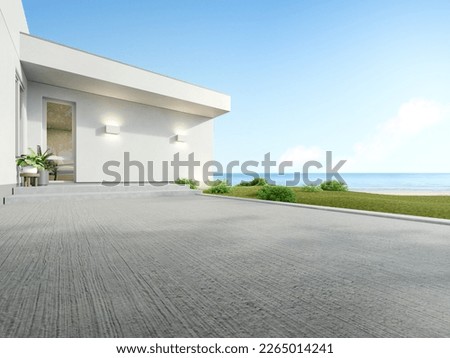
[[204, 186, 450, 220]]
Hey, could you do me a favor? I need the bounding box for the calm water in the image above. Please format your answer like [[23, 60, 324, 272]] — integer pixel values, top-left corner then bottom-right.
[[213, 173, 450, 192]]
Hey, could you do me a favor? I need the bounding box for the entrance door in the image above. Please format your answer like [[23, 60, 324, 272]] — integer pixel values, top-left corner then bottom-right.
[[45, 100, 75, 182]]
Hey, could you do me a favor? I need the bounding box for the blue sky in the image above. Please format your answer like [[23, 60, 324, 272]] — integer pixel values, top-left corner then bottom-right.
[[22, 0, 450, 172]]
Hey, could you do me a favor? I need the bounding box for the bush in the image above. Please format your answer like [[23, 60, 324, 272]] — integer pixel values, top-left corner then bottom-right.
[[175, 178, 199, 189], [205, 180, 231, 194], [320, 180, 348, 191], [257, 185, 296, 203], [238, 177, 268, 186], [208, 179, 230, 186], [238, 180, 251, 186], [300, 185, 323, 192]]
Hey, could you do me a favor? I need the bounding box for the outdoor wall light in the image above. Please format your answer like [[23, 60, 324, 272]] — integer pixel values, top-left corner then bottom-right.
[[175, 134, 187, 142], [105, 125, 120, 135]]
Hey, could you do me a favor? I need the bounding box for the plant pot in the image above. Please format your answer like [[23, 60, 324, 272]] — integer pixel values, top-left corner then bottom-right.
[[38, 169, 49, 186], [21, 166, 38, 174]]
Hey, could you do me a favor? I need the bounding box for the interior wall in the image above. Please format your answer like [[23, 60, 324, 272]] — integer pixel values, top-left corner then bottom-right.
[[46, 101, 74, 162], [27, 82, 214, 183], [47, 129, 73, 160]]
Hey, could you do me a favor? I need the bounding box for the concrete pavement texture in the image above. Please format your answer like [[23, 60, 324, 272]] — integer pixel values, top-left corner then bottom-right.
[[0, 195, 449, 337]]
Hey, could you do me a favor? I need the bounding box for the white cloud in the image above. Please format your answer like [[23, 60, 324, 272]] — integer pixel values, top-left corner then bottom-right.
[[383, 98, 445, 134], [278, 145, 325, 170], [279, 99, 448, 173], [347, 98, 448, 171]]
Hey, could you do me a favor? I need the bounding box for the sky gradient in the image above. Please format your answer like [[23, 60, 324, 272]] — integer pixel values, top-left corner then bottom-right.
[[22, 0, 450, 172]]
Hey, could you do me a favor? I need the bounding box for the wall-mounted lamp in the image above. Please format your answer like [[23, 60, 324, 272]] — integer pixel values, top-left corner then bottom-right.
[[105, 125, 120, 135], [175, 134, 187, 142]]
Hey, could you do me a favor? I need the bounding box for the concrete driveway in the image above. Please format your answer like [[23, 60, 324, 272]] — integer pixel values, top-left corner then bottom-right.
[[0, 195, 449, 337]]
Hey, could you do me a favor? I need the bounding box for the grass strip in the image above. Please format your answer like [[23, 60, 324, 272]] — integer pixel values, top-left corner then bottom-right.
[[204, 186, 450, 220]]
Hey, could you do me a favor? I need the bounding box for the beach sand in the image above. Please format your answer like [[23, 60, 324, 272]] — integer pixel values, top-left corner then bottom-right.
[[353, 190, 450, 196]]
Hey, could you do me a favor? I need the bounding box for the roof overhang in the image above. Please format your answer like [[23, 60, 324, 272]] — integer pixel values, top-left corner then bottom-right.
[[20, 33, 230, 118]]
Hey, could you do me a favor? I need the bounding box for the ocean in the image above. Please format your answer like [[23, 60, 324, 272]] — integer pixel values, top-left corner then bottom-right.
[[213, 173, 450, 193]]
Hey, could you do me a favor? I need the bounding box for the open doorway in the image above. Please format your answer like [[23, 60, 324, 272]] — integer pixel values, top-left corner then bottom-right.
[[45, 100, 75, 182]]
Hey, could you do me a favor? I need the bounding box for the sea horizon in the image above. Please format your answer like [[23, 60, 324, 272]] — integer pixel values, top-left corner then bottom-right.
[[213, 172, 450, 192]]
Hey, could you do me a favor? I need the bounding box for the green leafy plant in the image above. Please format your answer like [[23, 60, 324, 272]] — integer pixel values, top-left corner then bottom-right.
[[175, 178, 199, 189], [46, 160, 58, 174], [16, 147, 53, 170], [299, 185, 323, 192], [257, 185, 296, 203], [210, 179, 231, 185], [238, 177, 268, 186], [37, 146, 55, 170], [320, 180, 348, 192], [205, 180, 231, 194]]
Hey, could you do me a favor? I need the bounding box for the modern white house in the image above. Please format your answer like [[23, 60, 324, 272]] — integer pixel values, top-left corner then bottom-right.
[[0, 0, 230, 198]]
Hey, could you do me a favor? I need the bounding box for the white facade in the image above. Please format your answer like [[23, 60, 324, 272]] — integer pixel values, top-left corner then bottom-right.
[[26, 82, 214, 182], [0, 0, 230, 189], [0, 0, 28, 189]]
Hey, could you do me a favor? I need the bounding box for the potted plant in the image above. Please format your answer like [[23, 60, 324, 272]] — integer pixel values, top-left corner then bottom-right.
[[16, 148, 44, 174], [15, 147, 54, 186], [36, 145, 54, 186]]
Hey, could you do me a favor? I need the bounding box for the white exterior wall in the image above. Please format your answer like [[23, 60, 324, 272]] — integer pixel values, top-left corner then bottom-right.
[[0, 0, 28, 186], [27, 82, 214, 183]]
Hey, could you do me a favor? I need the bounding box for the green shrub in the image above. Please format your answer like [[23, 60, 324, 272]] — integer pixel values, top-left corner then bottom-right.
[[320, 180, 348, 191], [238, 180, 252, 186], [175, 178, 199, 189], [238, 177, 268, 186], [257, 185, 296, 203], [205, 180, 231, 194], [208, 179, 230, 186], [300, 185, 323, 192]]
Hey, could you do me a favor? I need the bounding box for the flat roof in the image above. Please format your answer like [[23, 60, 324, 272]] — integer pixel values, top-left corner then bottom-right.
[[20, 33, 230, 118]]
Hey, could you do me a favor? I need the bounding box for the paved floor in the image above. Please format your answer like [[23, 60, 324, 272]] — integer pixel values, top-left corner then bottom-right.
[[0, 195, 449, 337]]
